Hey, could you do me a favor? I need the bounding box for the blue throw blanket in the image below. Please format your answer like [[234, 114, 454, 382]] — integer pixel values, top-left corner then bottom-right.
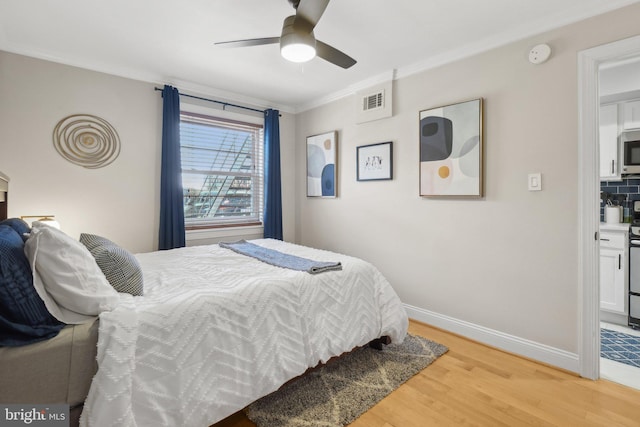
[[219, 240, 342, 274]]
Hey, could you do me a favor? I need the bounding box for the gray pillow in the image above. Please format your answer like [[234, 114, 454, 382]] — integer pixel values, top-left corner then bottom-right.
[[79, 233, 144, 296]]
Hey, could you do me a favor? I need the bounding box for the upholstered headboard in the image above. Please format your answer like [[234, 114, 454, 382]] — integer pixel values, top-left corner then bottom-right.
[[0, 172, 8, 221]]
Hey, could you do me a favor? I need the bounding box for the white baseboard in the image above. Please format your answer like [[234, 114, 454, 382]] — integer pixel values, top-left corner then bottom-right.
[[404, 304, 580, 374]]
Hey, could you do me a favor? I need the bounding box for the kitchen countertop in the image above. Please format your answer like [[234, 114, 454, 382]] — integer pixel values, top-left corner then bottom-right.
[[600, 222, 631, 232]]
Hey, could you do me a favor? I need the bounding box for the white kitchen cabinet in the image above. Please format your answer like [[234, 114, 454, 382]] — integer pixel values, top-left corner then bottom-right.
[[599, 229, 627, 314], [623, 99, 640, 130], [600, 103, 620, 180]]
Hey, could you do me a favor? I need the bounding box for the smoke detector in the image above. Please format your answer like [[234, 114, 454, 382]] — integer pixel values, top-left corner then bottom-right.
[[529, 44, 551, 64]]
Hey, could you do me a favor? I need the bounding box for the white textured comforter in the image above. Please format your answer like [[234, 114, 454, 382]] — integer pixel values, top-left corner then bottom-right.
[[80, 239, 408, 427]]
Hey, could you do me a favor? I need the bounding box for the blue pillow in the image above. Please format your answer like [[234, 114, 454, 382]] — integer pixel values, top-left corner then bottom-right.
[[0, 218, 31, 242], [0, 225, 64, 346]]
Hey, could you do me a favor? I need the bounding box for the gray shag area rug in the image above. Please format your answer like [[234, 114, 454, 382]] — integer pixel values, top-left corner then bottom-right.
[[245, 334, 448, 427]]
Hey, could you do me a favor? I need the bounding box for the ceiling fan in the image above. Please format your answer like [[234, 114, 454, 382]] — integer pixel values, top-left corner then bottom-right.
[[215, 0, 356, 69]]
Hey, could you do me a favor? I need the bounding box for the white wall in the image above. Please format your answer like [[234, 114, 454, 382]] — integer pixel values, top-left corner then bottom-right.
[[294, 2, 640, 360], [0, 51, 297, 252], [0, 52, 161, 253], [3, 2, 640, 371], [600, 58, 640, 97]]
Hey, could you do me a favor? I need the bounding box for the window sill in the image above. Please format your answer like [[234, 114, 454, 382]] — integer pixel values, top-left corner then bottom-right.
[[185, 223, 264, 246], [186, 221, 262, 231]]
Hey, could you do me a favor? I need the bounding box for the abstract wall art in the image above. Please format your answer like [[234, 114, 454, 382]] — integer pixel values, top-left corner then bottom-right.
[[52, 114, 121, 169], [307, 131, 337, 197], [419, 98, 483, 197]]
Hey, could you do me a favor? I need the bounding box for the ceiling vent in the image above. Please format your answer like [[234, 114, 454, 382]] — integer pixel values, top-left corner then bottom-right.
[[362, 90, 384, 112]]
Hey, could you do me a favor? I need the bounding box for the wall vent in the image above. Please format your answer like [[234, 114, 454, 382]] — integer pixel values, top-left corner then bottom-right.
[[362, 90, 384, 112], [356, 82, 392, 124]]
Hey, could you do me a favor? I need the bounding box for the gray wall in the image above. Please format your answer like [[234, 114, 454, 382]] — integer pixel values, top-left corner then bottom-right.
[[294, 3, 640, 356], [2, 2, 640, 369], [0, 52, 297, 252], [0, 52, 161, 253]]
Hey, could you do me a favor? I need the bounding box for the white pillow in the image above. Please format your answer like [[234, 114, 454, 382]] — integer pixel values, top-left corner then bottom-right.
[[24, 221, 120, 324]]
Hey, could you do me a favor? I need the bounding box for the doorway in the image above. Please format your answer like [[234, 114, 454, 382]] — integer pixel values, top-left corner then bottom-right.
[[578, 34, 640, 385], [598, 56, 640, 389]]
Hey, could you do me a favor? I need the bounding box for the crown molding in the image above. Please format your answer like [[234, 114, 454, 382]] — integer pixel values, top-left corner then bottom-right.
[[3, 0, 639, 115], [294, 0, 640, 112], [0, 43, 295, 115], [295, 70, 396, 113]]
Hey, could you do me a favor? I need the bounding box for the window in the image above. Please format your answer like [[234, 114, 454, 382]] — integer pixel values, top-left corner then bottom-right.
[[180, 112, 263, 228]]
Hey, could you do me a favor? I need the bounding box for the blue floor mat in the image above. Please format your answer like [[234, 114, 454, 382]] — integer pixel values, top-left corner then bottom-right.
[[601, 328, 640, 368]]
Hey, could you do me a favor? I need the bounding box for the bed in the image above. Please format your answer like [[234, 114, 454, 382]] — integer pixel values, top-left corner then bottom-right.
[[0, 173, 409, 427], [0, 172, 98, 425]]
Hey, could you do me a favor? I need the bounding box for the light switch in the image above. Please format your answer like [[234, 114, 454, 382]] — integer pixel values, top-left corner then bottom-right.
[[528, 173, 542, 191]]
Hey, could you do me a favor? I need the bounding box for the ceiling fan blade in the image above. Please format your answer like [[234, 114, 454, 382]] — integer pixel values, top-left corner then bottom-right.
[[295, 0, 330, 29], [215, 37, 280, 48], [315, 40, 356, 69]]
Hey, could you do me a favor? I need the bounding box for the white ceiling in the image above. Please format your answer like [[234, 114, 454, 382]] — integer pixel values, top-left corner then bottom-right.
[[1, 0, 639, 112]]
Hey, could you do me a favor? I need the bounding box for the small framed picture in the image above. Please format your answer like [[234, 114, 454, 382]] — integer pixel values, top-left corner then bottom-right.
[[357, 141, 393, 181]]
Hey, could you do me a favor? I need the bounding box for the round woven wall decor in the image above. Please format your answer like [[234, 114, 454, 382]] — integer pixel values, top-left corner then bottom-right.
[[52, 114, 121, 169]]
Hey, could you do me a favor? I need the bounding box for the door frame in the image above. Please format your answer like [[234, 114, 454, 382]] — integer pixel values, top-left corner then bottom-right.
[[578, 34, 640, 380]]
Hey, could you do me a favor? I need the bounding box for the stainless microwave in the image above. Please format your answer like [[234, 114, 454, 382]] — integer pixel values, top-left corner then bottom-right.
[[622, 130, 640, 174]]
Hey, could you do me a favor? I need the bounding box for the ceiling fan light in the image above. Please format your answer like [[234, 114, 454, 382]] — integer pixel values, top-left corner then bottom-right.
[[281, 43, 316, 63], [280, 15, 316, 63]]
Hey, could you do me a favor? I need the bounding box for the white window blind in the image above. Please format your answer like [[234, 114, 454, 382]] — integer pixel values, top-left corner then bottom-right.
[[180, 112, 263, 227]]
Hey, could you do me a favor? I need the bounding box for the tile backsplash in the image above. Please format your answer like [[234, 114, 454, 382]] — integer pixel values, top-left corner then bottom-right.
[[600, 177, 640, 222]]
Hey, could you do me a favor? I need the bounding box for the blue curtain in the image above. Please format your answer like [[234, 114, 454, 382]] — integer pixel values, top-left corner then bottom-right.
[[263, 109, 283, 240], [159, 85, 186, 250]]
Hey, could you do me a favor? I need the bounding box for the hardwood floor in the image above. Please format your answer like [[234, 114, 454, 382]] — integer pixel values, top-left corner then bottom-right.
[[213, 320, 640, 427]]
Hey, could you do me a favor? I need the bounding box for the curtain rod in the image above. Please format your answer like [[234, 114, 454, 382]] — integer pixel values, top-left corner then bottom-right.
[[154, 87, 280, 116]]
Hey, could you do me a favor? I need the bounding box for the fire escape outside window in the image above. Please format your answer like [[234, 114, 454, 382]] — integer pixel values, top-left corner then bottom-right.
[[180, 112, 264, 228]]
